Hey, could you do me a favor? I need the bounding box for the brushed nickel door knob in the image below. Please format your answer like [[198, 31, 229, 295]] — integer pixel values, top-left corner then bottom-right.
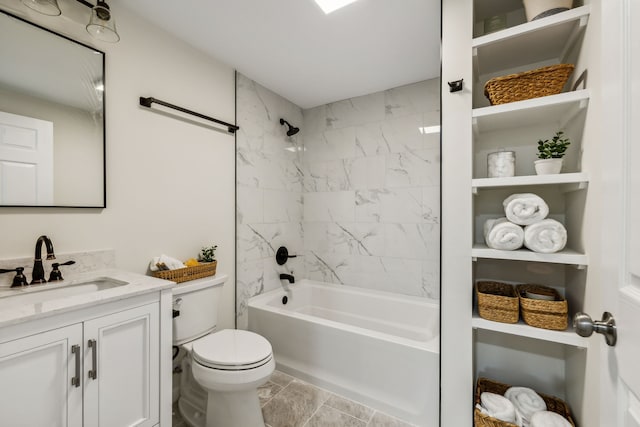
[[574, 311, 617, 346]]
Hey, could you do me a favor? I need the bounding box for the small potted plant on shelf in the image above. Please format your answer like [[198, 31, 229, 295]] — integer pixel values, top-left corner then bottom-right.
[[199, 245, 217, 263], [197, 244, 218, 277], [535, 131, 570, 175]]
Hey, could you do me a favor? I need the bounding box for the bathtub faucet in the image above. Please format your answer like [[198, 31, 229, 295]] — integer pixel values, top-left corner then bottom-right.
[[279, 273, 295, 284]]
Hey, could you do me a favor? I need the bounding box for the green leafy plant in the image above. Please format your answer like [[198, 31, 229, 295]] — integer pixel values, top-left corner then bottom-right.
[[199, 245, 217, 262], [537, 131, 571, 159]]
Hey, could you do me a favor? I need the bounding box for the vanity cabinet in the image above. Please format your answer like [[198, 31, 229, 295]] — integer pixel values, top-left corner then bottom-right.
[[442, 0, 603, 425], [0, 324, 83, 427], [0, 297, 161, 427], [84, 303, 159, 427]]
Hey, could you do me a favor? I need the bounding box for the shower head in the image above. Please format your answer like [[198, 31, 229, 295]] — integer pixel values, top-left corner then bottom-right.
[[280, 118, 300, 137]]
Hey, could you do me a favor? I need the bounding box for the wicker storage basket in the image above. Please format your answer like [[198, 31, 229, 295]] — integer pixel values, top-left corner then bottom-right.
[[152, 261, 217, 283], [484, 64, 575, 105], [517, 284, 568, 330], [476, 281, 519, 324], [474, 377, 575, 427]]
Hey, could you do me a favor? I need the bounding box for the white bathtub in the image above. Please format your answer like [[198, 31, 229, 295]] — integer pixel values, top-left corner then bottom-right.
[[248, 280, 439, 426]]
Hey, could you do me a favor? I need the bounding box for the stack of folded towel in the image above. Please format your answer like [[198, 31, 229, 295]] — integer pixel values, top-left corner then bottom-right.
[[484, 193, 567, 253], [476, 387, 571, 427], [149, 254, 185, 272]]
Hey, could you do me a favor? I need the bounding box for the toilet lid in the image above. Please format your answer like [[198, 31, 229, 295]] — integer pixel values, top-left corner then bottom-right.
[[192, 329, 273, 370]]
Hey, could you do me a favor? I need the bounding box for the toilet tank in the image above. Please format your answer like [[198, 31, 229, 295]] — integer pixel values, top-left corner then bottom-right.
[[172, 274, 227, 345]]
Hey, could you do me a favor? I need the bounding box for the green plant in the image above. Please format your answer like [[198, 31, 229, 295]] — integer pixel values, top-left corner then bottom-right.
[[199, 245, 217, 262], [537, 131, 571, 159]]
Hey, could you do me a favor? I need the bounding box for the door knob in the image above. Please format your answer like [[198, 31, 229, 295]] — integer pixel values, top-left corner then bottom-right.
[[573, 311, 617, 346]]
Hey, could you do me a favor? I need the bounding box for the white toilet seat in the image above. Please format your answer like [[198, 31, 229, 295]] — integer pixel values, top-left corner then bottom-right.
[[191, 329, 273, 371]]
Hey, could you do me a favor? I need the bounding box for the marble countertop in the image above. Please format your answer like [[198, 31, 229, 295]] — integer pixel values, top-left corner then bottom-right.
[[0, 269, 175, 328]]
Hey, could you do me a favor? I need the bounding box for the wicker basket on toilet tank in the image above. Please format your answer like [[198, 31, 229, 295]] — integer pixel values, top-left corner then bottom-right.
[[152, 261, 217, 283]]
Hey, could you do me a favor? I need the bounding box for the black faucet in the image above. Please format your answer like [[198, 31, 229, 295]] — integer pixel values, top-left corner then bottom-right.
[[32, 235, 56, 284], [49, 260, 76, 282], [0, 267, 28, 288], [279, 273, 295, 284]]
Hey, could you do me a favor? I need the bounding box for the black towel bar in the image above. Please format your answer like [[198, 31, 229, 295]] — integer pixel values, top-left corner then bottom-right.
[[139, 96, 239, 134]]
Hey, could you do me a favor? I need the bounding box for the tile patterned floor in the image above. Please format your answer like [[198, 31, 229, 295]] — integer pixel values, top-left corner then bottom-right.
[[173, 370, 416, 427]]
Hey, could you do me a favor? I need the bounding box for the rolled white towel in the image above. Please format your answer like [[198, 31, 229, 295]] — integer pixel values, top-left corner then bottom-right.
[[524, 219, 567, 253], [503, 193, 549, 226], [158, 254, 185, 270], [505, 387, 547, 427], [530, 411, 572, 427], [484, 217, 524, 250], [149, 256, 161, 272], [477, 392, 517, 424]]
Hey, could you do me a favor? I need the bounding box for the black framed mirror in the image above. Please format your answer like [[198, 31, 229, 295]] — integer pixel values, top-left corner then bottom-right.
[[0, 10, 105, 207]]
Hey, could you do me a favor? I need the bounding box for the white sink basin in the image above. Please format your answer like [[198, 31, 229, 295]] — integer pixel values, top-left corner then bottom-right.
[[0, 277, 127, 309]]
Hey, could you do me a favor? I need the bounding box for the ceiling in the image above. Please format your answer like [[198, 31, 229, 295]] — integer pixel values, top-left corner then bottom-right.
[[114, 0, 441, 109]]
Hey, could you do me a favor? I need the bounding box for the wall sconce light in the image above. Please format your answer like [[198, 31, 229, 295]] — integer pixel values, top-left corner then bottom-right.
[[21, 0, 120, 43], [21, 0, 61, 16]]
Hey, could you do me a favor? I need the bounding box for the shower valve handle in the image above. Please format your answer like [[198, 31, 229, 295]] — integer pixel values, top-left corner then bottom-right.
[[276, 246, 297, 265]]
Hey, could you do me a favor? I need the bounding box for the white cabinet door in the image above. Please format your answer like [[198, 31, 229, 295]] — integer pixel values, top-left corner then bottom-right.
[[0, 324, 83, 427], [83, 303, 160, 427], [600, 0, 640, 425]]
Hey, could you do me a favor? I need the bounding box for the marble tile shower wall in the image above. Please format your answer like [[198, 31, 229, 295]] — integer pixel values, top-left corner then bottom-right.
[[236, 73, 304, 329], [302, 79, 441, 299], [236, 76, 441, 328]]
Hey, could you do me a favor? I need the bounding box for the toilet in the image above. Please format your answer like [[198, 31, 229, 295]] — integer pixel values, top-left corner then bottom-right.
[[172, 274, 275, 427]]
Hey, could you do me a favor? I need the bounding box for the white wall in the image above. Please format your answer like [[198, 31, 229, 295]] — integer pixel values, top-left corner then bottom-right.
[[0, 0, 237, 329]]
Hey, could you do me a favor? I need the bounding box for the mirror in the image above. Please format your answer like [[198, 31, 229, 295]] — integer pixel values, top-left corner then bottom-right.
[[0, 10, 105, 207]]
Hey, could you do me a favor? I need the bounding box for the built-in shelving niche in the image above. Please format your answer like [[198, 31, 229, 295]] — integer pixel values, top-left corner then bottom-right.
[[473, 257, 589, 414], [472, 2, 590, 109], [467, 3, 594, 425], [472, 90, 589, 180], [473, 258, 588, 344], [473, 330, 588, 415], [473, 183, 588, 262]]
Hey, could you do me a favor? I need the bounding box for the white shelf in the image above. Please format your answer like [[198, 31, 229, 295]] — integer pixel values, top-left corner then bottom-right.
[[472, 90, 590, 135], [473, 6, 590, 77], [472, 172, 589, 194], [472, 313, 588, 348], [472, 244, 588, 267]]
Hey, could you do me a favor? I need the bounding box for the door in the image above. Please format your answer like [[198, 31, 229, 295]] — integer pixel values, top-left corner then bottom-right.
[[83, 303, 160, 427], [0, 110, 54, 205], [599, 0, 640, 425], [0, 324, 83, 427]]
